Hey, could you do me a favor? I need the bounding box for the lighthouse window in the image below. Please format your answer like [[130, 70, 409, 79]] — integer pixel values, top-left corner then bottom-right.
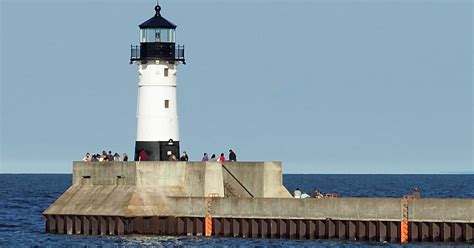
[[140, 29, 146, 42], [164, 100, 170, 109], [161, 31, 168, 42], [148, 30, 157, 42], [140, 29, 176, 43], [164, 68, 169, 77], [169, 29, 176, 42]]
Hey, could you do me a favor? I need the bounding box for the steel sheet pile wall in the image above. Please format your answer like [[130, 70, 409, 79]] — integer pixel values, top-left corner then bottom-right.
[[45, 215, 473, 242]]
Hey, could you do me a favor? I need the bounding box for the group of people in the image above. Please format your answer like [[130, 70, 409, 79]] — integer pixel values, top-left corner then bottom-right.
[[167, 149, 237, 162], [168, 151, 189, 161], [82, 151, 129, 162], [201, 149, 237, 162], [293, 187, 422, 199], [293, 188, 332, 199], [137, 149, 190, 161], [83, 149, 238, 163]]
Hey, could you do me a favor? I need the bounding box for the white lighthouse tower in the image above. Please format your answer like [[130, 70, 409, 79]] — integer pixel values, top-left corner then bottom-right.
[[130, 4, 185, 161]]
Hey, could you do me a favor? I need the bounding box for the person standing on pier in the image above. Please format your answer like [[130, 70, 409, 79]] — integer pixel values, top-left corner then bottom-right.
[[123, 153, 129, 161], [107, 151, 114, 161], [202, 153, 209, 161], [210, 154, 217, 161], [169, 153, 178, 161], [180, 151, 189, 161], [82, 153, 92, 162], [113, 153, 121, 161], [413, 187, 421, 199], [217, 153, 225, 162], [294, 188, 302, 198], [138, 149, 148, 161], [229, 149, 237, 161], [314, 189, 324, 199]]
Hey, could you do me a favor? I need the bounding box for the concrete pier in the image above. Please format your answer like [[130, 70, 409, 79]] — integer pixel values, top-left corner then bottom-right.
[[43, 162, 474, 243]]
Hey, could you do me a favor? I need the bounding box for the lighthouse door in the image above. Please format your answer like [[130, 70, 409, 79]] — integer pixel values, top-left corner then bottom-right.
[[159, 140, 180, 161]]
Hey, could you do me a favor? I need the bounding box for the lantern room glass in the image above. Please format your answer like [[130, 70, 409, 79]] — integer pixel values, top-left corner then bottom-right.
[[140, 29, 176, 43]]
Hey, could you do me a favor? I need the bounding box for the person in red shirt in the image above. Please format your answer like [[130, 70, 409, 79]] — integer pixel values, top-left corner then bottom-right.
[[138, 149, 148, 161], [217, 153, 225, 162]]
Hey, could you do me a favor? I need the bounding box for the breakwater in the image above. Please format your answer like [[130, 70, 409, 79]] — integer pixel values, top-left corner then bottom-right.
[[43, 162, 473, 243]]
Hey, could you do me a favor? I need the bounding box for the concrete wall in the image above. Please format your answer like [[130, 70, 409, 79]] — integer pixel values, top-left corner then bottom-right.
[[73, 161, 138, 186], [203, 162, 225, 196], [169, 197, 403, 221], [45, 189, 474, 223], [72, 161, 224, 197], [46, 162, 473, 224], [223, 162, 264, 197], [410, 198, 474, 223], [167, 197, 473, 222], [222, 162, 291, 198], [45, 161, 290, 216], [262, 162, 292, 197], [183, 162, 206, 196], [71, 161, 288, 198]]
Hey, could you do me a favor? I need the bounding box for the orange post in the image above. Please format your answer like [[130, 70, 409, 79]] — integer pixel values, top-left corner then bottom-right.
[[400, 196, 412, 243], [400, 220, 408, 243], [205, 214, 212, 237], [204, 193, 219, 237]]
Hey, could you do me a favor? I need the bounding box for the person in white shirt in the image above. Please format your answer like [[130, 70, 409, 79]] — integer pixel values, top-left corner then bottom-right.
[[294, 188, 302, 198], [82, 153, 92, 162], [113, 153, 121, 161]]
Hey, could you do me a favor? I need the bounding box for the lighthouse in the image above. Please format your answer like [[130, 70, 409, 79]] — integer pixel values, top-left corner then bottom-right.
[[130, 4, 185, 161]]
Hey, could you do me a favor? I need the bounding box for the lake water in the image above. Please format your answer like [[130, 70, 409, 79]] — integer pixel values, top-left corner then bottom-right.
[[0, 174, 472, 247]]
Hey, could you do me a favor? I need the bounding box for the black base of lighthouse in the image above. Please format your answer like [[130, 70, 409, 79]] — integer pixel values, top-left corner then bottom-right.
[[134, 140, 180, 161]]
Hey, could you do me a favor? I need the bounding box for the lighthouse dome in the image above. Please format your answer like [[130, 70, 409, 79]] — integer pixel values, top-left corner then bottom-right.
[[130, 4, 185, 63], [139, 5, 177, 29]]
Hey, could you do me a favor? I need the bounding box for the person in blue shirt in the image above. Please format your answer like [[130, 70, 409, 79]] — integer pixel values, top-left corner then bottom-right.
[[202, 153, 209, 161]]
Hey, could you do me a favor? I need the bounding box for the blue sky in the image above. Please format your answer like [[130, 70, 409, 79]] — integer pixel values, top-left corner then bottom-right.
[[1, 0, 472, 174]]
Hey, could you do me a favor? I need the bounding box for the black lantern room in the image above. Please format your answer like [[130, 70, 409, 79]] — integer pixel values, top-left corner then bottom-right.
[[130, 5, 185, 63]]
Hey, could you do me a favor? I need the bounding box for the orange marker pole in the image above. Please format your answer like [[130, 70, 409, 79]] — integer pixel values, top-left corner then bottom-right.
[[400, 197, 409, 243], [205, 214, 212, 237], [205, 193, 219, 237], [401, 220, 408, 243]]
